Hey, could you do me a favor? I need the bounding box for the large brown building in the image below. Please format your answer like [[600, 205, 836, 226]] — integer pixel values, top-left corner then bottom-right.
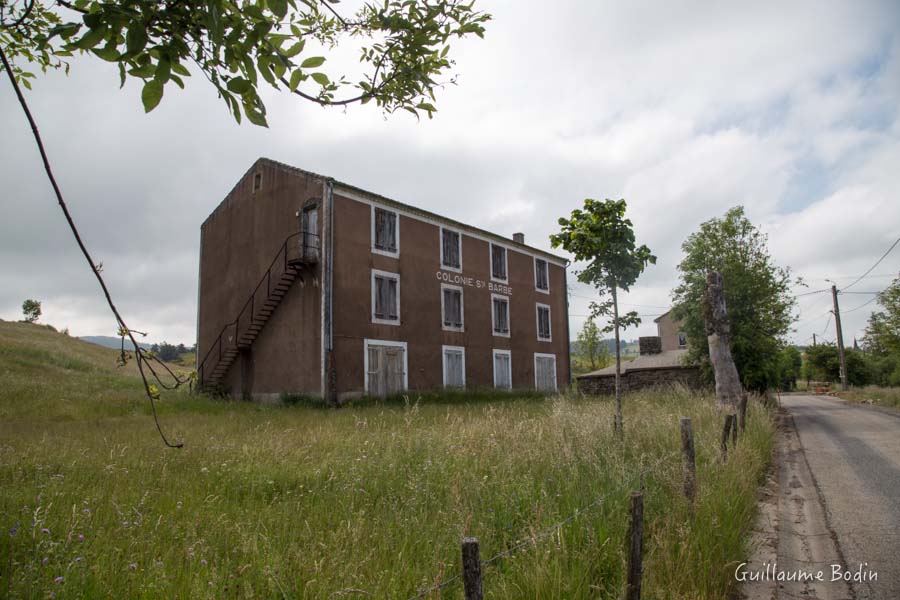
[[197, 158, 571, 402]]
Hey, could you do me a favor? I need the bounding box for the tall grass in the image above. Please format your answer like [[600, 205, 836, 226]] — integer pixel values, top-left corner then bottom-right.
[[0, 321, 774, 598]]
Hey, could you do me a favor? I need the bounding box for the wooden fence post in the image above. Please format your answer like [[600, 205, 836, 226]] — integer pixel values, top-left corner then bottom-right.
[[720, 414, 734, 462], [739, 393, 748, 432], [626, 491, 644, 600], [461, 537, 483, 600], [680, 418, 696, 502], [731, 412, 738, 446]]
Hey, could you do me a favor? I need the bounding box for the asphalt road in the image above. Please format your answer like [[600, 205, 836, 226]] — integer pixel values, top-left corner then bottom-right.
[[781, 394, 900, 599]]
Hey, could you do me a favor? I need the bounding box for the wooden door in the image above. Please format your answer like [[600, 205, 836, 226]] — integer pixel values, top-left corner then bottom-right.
[[367, 344, 406, 398]]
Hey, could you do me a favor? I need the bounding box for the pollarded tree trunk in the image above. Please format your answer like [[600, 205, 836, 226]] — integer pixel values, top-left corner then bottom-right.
[[703, 271, 742, 411]]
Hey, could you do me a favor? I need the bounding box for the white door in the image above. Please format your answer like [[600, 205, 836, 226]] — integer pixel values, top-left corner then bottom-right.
[[535, 354, 557, 392], [366, 343, 406, 398]]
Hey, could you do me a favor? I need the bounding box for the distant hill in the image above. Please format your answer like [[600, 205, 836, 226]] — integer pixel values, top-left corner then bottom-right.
[[570, 338, 640, 357], [80, 335, 152, 350]]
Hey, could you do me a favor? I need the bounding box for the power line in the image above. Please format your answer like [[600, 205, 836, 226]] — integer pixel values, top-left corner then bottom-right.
[[822, 313, 833, 336], [842, 295, 879, 314], [842, 235, 900, 291]]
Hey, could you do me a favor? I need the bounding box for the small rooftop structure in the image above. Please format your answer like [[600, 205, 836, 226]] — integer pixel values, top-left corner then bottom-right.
[[576, 310, 703, 395]]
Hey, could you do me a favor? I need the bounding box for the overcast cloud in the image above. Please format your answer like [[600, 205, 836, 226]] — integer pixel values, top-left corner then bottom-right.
[[2, 0, 899, 347]]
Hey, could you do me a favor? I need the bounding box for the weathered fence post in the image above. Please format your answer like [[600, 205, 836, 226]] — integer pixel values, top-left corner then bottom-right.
[[626, 491, 644, 600], [680, 418, 696, 502], [720, 414, 735, 462], [731, 412, 738, 446], [739, 392, 748, 432], [461, 537, 483, 600]]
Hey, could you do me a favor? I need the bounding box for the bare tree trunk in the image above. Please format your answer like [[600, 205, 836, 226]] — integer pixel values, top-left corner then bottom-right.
[[703, 271, 741, 412], [612, 284, 624, 432]]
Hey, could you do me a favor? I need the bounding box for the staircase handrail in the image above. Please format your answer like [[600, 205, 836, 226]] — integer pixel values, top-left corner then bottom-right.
[[198, 230, 318, 381]]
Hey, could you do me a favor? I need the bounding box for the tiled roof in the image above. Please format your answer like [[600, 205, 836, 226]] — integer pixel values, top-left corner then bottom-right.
[[577, 348, 694, 379]]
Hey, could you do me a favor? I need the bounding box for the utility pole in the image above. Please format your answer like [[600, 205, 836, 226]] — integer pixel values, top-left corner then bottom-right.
[[812, 333, 816, 347], [831, 285, 849, 391]]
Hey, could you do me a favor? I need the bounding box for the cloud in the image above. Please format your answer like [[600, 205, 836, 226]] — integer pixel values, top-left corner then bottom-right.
[[1, 0, 899, 349]]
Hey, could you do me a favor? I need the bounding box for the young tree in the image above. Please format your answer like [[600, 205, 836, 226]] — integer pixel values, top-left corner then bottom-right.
[[0, 0, 490, 124], [672, 207, 796, 392], [551, 199, 656, 432], [21, 298, 41, 322], [861, 277, 900, 357], [577, 318, 602, 370]]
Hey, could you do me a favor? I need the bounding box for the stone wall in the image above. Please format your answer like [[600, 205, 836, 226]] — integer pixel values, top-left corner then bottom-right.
[[638, 336, 662, 355], [577, 366, 705, 395]]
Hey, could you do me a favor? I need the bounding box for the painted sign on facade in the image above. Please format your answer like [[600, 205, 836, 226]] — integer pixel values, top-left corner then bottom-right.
[[435, 270, 512, 295]]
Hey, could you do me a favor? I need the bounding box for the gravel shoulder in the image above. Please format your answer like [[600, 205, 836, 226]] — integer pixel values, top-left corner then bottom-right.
[[742, 394, 900, 600]]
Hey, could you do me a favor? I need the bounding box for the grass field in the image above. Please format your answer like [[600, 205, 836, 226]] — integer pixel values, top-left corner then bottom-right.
[[836, 385, 900, 409], [1, 321, 774, 599]]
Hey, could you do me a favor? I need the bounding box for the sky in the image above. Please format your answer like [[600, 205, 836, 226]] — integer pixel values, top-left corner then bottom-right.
[[1, 0, 899, 348]]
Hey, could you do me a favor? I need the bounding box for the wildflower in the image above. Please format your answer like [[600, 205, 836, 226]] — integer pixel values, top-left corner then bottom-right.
[[41, 528, 51, 535], [128, 563, 137, 571], [75, 556, 84, 563], [78, 534, 85, 542], [82, 508, 91, 516], [200, 559, 208, 566], [9, 521, 19, 537], [155, 560, 164, 568], [54, 576, 64, 583], [201, 467, 209, 474], [42, 557, 49, 566]]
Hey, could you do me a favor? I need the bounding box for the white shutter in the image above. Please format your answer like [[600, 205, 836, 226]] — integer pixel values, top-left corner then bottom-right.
[[444, 348, 465, 388]]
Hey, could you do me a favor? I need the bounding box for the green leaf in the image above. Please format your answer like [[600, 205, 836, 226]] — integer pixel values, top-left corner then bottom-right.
[[244, 106, 268, 127], [227, 77, 252, 94], [269, 0, 288, 18], [93, 45, 120, 62], [311, 72, 329, 85], [73, 26, 107, 50], [154, 59, 171, 83], [126, 22, 148, 56], [141, 79, 164, 112], [300, 56, 325, 68], [283, 40, 305, 57], [128, 64, 156, 78], [288, 69, 303, 91], [171, 62, 191, 77]]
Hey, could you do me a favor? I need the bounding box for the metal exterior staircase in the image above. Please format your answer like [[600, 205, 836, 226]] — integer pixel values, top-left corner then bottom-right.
[[198, 231, 318, 389]]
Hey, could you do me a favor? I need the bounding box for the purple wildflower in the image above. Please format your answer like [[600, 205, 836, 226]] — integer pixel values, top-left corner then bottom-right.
[[42, 557, 49, 566], [200, 559, 208, 566], [41, 528, 51, 535], [53, 576, 64, 584], [128, 563, 137, 571], [78, 534, 85, 542], [9, 521, 19, 537]]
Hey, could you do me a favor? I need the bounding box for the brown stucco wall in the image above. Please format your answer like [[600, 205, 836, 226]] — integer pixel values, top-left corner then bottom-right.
[[577, 366, 704, 395], [330, 190, 571, 397], [197, 160, 323, 397]]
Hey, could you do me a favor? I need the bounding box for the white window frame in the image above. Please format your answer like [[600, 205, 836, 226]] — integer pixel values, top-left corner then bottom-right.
[[536, 302, 552, 342], [439, 226, 463, 273], [371, 205, 400, 258], [491, 293, 511, 338], [534, 352, 558, 392], [489, 242, 508, 283], [534, 257, 550, 294], [493, 349, 512, 389], [440, 283, 465, 332], [442, 345, 466, 389], [371, 269, 401, 325], [363, 339, 408, 393]]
